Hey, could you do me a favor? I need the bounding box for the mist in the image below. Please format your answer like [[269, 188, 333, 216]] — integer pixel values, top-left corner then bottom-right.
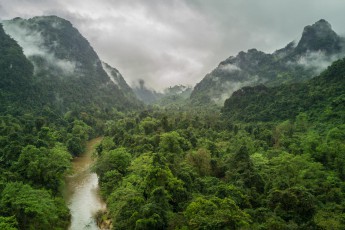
[[2, 0, 345, 91], [101, 62, 119, 86], [212, 75, 261, 105], [219, 63, 241, 73], [294, 50, 345, 74], [2, 20, 76, 76]]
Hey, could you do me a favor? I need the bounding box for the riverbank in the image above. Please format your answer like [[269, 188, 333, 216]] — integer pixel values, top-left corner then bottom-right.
[[65, 137, 106, 230]]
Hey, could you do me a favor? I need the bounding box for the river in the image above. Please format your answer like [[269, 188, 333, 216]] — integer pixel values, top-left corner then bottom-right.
[[64, 137, 106, 230]]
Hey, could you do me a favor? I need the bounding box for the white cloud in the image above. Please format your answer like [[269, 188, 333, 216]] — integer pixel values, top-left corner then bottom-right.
[[1, 0, 345, 90], [219, 63, 241, 73], [3, 20, 76, 75], [296, 50, 343, 74], [101, 62, 119, 86], [212, 75, 261, 105]]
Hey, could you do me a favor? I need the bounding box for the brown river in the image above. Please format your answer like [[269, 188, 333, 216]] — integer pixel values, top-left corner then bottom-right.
[[64, 137, 106, 230]]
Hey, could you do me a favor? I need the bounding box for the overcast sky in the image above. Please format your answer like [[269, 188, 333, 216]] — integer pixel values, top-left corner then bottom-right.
[[1, 0, 345, 90]]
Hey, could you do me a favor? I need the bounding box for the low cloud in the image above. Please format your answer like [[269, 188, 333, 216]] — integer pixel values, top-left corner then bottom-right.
[[101, 62, 119, 86], [219, 63, 241, 73], [1, 0, 345, 90], [212, 75, 261, 105], [2, 20, 76, 76], [295, 50, 344, 74]]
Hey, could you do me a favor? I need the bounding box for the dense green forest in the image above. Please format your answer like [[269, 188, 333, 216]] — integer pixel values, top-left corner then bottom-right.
[[1, 16, 345, 229], [92, 58, 345, 229], [0, 21, 135, 229]]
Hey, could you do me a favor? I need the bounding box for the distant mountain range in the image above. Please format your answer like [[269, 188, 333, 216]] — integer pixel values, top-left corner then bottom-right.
[[133, 82, 192, 105], [191, 19, 345, 105], [2, 16, 344, 115], [222, 57, 345, 123], [1, 16, 141, 115]]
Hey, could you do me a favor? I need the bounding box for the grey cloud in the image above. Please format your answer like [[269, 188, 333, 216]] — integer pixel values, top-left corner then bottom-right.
[[1, 0, 345, 90], [2, 21, 76, 75]]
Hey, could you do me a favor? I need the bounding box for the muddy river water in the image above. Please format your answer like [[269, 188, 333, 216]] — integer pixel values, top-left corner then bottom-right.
[[64, 137, 105, 230]]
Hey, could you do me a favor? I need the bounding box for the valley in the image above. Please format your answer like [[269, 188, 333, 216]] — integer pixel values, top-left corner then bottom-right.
[[0, 14, 344, 230]]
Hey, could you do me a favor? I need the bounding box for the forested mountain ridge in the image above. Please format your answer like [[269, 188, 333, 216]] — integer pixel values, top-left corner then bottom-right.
[[223, 57, 345, 122], [0, 24, 35, 114], [94, 57, 345, 228], [133, 82, 192, 106], [0, 16, 143, 229], [2, 16, 141, 115], [191, 19, 345, 105], [0, 14, 344, 229]]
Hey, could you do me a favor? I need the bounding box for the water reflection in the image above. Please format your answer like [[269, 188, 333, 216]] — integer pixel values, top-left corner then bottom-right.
[[65, 138, 105, 230]]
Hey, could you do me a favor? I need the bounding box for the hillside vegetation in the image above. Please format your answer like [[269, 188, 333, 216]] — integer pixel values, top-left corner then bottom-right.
[[93, 58, 345, 229], [0, 16, 344, 229]]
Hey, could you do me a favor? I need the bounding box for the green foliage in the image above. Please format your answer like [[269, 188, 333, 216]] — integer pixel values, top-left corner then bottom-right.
[[94, 147, 131, 178], [0, 216, 18, 230], [186, 148, 211, 176], [2, 16, 345, 230], [95, 90, 345, 229], [223, 58, 345, 123], [0, 182, 69, 229], [66, 136, 84, 156], [0, 24, 34, 114], [184, 196, 250, 229], [225, 146, 265, 193], [107, 186, 144, 230], [0, 108, 93, 227], [2, 17, 142, 121], [314, 207, 345, 229], [268, 186, 316, 223], [16, 144, 71, 193]]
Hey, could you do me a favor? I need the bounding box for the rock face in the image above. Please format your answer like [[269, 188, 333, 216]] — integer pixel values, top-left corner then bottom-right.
[[2, 16, 141, 114], [190, 19, 345, 105]]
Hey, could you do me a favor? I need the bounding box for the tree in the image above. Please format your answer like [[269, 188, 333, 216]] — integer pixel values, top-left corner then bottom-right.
[[136, 187, 169, 230], [94, 147, 131, 177], [159, 131, 184, 154], [66, 136, 84, 156], [268, 186, 316, 224], [184, 196, 250, 229], [0, 216, 18, 230], [225, 146, 265, 193], [16, 144, 71, 193], [99, 169, 122, 197], [107, 186, 144, 230], [139, 117, 160, 135], [186, 148, 211, 176], [0, 182, 69, 229]]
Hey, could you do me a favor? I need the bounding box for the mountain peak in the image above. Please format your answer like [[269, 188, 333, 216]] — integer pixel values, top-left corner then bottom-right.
[[29, 15, 72, 26], [296, 19, 341, 53], [314, 19, 332, 28], [2, 15, 141, 112]]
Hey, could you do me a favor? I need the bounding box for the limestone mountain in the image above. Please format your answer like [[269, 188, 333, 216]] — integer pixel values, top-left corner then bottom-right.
[[155, 85, 193, 108], [191, 19, 345, 105], [0, 24, 34, 114], [1, 16, 141, 115], [133, 82, 192, 106], [132, 79, 164, 104], [222, 57, 345, 123]]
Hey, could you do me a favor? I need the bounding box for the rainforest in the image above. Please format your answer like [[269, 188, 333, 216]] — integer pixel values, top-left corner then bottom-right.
[[0, 4, 345, 230]]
